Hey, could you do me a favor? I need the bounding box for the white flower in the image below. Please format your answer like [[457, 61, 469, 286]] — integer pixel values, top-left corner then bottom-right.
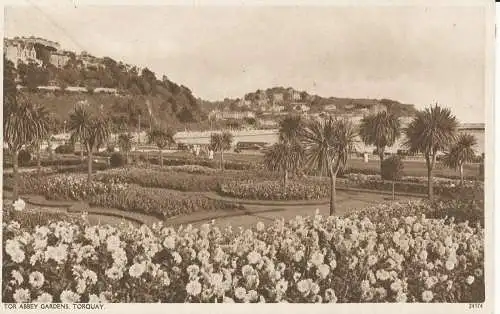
[[256, 222, 265, 232], [421, 290, 433, 302], [5, 240, 25, 263], [163, 236, 176, 249], [247, 251, 262, 264], [29, 271, 45, 289], [390, 279, 403, 292], [395, 292, 407, 303], [445, 260, 455, 271], [223, 296, 234, 303], [316, 264, 330, 279], [105, 266, 123, 280], [324, 288, 337, 303], [88, 294, 101, 303], [13, 198, 26, 212], [466, 276, 475, 285], [35, 292, 53, 303], [294, 250, 304, 262], [367, 255, 378, 266], [297, 279, 311, 295], [11, 270, 24, 285], [310, 251, 324, 267], [186, 280, 202, 296], [45, 244, 68, 264], [172, 252, 182, 264], [13, 288, 30, 303], [234, 287, 247, 300], [329, 259, 337, 270], [60, 290, 80, 303], [128, 262, 146, 278], [106, 235, 121, 252], [276, 279, 288, 293]]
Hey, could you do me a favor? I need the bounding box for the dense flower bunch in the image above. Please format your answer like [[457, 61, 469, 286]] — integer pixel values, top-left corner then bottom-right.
[[2, 201, 484, 303], [87, 185, 240, 219], [147, 156, 255, 171], [219, 180, 331, 201], [95, 168, 278, 193], [165, 165, 218, 175]]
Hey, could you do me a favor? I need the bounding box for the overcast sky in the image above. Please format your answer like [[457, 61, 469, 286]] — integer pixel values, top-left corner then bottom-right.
[[4, 3, 490, 123]]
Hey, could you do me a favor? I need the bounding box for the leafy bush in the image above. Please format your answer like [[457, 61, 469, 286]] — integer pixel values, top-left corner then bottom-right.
[[2, 201, 484, 303], [381, 156, 404, 181], [88, 185, 239, 219], [54, 144, 75, 154], [218, 179, 330, 200], [110, 153, 127, 168], [18, 150, 32, 166], [2, 200, 76, 229]]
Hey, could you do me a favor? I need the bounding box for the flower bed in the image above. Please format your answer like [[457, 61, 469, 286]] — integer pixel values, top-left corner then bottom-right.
[[218, 180, 331, 201], [3, 174, 127, 201], [87, 185, 240, 219], [95, 168, 278, 192], [146, 156, 256, 171], [3, 201, 484, 303]]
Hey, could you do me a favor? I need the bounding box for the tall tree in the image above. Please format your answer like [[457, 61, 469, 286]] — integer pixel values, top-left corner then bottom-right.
[[69, 106, 111, 182], [209, 132, 233, 171], [264, 142, 304, 194], [300, 117, 356, 215], [4, 97, 50, 199], [441, 133, 477, 184], [147, 128, 175, 167], [278, 115, 304, 143], [358, 111, 401, 174], [404, 104, 458, 200]]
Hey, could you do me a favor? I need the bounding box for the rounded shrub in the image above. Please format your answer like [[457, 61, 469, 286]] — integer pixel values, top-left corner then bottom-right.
[[381, 155, 404, 181], [55, 144, 75, 154], [18, 149, 32, 166], [110, 152, 127, 168]]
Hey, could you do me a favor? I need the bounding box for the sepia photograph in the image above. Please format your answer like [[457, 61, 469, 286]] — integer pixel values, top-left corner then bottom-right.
[[1, 0, 495, 313]]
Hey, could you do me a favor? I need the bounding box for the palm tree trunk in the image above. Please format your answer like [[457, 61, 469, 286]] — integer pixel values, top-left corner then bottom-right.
[[378, 148, 385, 175], [392, 180, 395, 200], [48, 139, 54, 161], [459, 162, 464, 185], [80, 145, 84, 162], [283, 170, 288, 195], [329, 171, 337, 216], [427, 166, 434, 200], [12, 150, 19, 200], [220, 151, 224, 171], [36, 145, 42, 174], [159, 149, 163, 167], [87, 147, 93, 183]]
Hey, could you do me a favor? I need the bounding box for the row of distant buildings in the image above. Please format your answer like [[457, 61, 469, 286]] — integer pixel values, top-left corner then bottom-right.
[[4, 36, 130, 70], [16, 84, 119, 95]]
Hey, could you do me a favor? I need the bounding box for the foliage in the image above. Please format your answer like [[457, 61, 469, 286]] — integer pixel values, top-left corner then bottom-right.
[[110, 153, 127, 168], [301, 117, 356, 215], [88, 185, 239, 219], [94, 168, 277, 192], [404, 104, 458, 200], [147, 128, 175, 150], [358, 111, 401, 171], [264, 142, 304, 185], [219, 180, 329, 201], [54, 144, 75, 154], [17, 150, 32, 166], [117, 133, 133, 155], [441, 133, 477, 184], [381, 155, 404, 181], [2, 201, 483, 303]]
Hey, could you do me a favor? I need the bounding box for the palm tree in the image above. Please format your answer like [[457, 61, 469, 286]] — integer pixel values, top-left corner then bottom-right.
[[4, 98, 50, 199], [358, 111, 401, 173], [441, 133, 477, 184], [264, 142, 304, 194], [147, 128, 175, 167], [300, 117, 356, 215], [404, 104, 458, 200], [278, 115, 303, 143], [210, 132, 233, 170], [69, 106, 111, 183], [117, 133, 133, 165]]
